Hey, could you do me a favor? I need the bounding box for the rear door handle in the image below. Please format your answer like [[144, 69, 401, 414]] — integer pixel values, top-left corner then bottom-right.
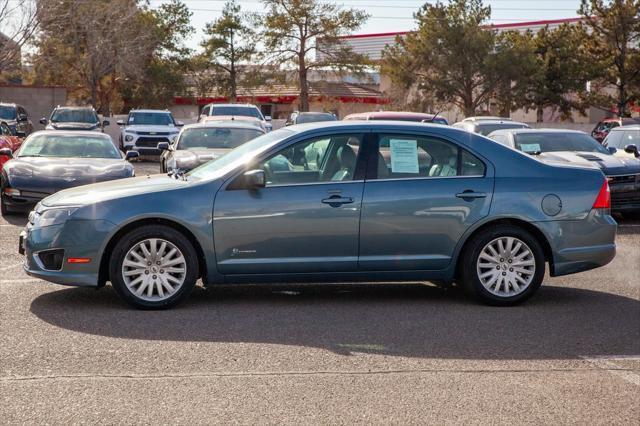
[[322, 195, 354, 207], [455, 191, 487, 200]]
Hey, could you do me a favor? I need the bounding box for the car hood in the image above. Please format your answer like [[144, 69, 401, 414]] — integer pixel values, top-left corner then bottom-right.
[[537, 151, 640, 175], [125, 125, 180, 133], [41, 173, 188, 207], [6, 157, 134, 195], [47, 122, 101, 131]]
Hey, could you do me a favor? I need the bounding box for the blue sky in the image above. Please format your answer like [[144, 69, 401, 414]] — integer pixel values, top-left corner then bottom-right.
[[148, 0, 585, 51]]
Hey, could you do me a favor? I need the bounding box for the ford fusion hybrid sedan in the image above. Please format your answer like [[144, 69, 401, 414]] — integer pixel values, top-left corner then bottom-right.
[[19, 122, 616, 309]]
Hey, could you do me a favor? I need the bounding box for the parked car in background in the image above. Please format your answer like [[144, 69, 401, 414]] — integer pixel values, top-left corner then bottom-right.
[[286, 111, 337, 125], [0, 102, 33, 136], [602, 125, 640, 159], [1, 131, 137, 215], [591, 117, 640, 143], [41, 106, 109, 132], [201, 115, 264, 129], [159, 121, 265, 173], [0, 138, 13, 172], [489, 128, 640, 214], [462, 116, 513, 122], [116, 109, 183, 155], [343, 111, 449, 125], [19, 122, 616, 309], [199, 103, 272, 132], [0, 121, 23, 152], [453, 119, 529, 136]]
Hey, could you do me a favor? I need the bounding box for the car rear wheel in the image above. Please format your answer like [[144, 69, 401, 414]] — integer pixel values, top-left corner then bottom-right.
[[461, 225, 545, 306], [109, 225, 198, 309]]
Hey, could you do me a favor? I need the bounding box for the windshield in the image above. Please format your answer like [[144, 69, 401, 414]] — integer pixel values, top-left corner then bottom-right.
[[19, 134, 120, 158], [296, 113, 336, 124], [178, 127, 263, 150], [127, 112, 175, 126], [514, 133, 609, 154], [188, 128, 292, 180], [210, 106, 263, 120], [0, 105, 16, 120], [51, 109, 99, 124], [477, 123, 528, 136]]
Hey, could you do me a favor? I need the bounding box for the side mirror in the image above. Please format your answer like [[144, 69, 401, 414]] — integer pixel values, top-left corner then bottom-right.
[[175, 121, 184, 127], [157, 142, 170, 151], [125, 150, 139, 161], [0, 147, 13, 158], [243, 169, 265, 189], [102, 120, 110, 127], [264, 116, 272, 122], [39, 118, 48, 125], [116, 119, 125, 126], [607, 146, 617, 154], [624, 144, 639, 157], [18, 113, 28, 122]]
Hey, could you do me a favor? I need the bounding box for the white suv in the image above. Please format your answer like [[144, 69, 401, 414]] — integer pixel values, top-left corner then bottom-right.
[[199, 103, 272, 132], [117, 110, 183, 154]]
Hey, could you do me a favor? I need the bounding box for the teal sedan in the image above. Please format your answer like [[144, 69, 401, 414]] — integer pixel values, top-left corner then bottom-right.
[[19, 122, 616, 309]]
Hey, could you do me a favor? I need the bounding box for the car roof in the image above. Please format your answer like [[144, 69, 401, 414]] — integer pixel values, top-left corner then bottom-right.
[[0, 102, 18, 107], [28, 130, 112, 138], [208, 103, 258, 108], [462, 116, 512, 122], [610, 124, 640, 131], [345, 111, 439, 119], [181, 121, 266, 131], [129, 109, 172, 114], [53, 106, 95, 110], [489, 128, 587, 136], [282, 120, 472, 136]]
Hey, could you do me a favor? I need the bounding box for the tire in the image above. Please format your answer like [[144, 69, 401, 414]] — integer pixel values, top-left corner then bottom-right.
[[0, 195, 13, 216], [109, 225, 199, 309], [460, 225, 545, 306]]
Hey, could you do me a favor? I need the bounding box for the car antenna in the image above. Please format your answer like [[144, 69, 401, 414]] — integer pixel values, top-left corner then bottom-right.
[[422, 110, 442, 123]]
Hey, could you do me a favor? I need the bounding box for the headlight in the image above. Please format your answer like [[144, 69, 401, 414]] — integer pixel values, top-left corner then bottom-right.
[[33, 207, 79, 227], [125, 134, 134, 142]]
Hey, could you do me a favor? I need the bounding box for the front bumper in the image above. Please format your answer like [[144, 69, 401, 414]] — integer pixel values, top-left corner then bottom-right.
[[2, 192, 46, 213], [20, 218, 116, 287], [124, 133, 177, 156]]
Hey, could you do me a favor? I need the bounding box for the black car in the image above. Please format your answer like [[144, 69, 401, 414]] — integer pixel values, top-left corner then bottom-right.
[[40, 106, 109, 132], [0, 102, 33, 137], [489, 128, 640, 213], [0, 131, 138, 215]]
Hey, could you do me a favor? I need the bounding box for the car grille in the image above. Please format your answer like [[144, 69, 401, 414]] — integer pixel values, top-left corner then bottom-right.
[[136, 131, 171, 136], [136, 137, 170, 147], [608, 174, 639, 185], [608, 174, 640, 205]]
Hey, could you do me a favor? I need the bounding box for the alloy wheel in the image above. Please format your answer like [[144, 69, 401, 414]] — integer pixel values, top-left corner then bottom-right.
[[476, 236, 536, 297], [121, 238, 187, 302]]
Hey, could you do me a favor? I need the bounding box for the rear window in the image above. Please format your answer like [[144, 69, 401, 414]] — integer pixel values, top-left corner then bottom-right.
[[514, 133, 609, 154], [295, 113, 336, 124], [177, 127, 263, 150], [210, 106, 263, 120]]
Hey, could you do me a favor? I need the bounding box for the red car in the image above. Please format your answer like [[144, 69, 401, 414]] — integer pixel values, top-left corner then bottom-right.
[[591, 117, 640, 143], [343, 111, 449, 125], [0, 121, 23, 171]]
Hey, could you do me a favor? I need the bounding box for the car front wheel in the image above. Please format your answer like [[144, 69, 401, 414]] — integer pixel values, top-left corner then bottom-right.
[[109, 225, 199, 309], [461, 225, 545, 306]]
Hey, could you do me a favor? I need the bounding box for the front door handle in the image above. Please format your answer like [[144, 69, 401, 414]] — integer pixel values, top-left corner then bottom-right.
[[322, 195, 354, 207], [455, 190, 487, 200]]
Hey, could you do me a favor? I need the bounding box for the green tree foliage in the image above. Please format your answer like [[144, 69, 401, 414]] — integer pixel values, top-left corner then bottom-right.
[[497, 25, 593, 122], [201, 0, 257, 101], [382, 0, 500, 116], [260, 0, 369, 111], [579, 0, 640, 117]]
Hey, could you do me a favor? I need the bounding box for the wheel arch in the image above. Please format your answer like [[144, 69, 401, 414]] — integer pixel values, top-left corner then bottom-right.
[[98, 218, 207, 287], [454, 218, 554, 279]]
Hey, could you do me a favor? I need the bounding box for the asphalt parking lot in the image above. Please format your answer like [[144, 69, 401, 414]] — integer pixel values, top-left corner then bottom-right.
[[1, 161, 639, 424]]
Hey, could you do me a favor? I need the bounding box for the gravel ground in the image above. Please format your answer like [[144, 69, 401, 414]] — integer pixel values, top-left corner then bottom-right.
[[1, 161, 638, 424]]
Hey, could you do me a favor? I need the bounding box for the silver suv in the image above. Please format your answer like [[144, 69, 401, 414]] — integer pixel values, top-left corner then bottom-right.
[[117, 110, 183, 154]]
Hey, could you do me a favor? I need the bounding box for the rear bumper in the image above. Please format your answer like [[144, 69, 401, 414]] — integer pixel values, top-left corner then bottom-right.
[[534, 209, 617, 277]]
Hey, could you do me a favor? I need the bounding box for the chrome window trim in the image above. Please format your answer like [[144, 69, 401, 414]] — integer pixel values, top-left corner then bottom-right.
[[265, 180, 365, 188], [369, 175, 485, 183]]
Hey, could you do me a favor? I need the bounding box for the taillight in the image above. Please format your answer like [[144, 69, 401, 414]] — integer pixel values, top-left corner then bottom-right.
[[592, 178, 611, 209]]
